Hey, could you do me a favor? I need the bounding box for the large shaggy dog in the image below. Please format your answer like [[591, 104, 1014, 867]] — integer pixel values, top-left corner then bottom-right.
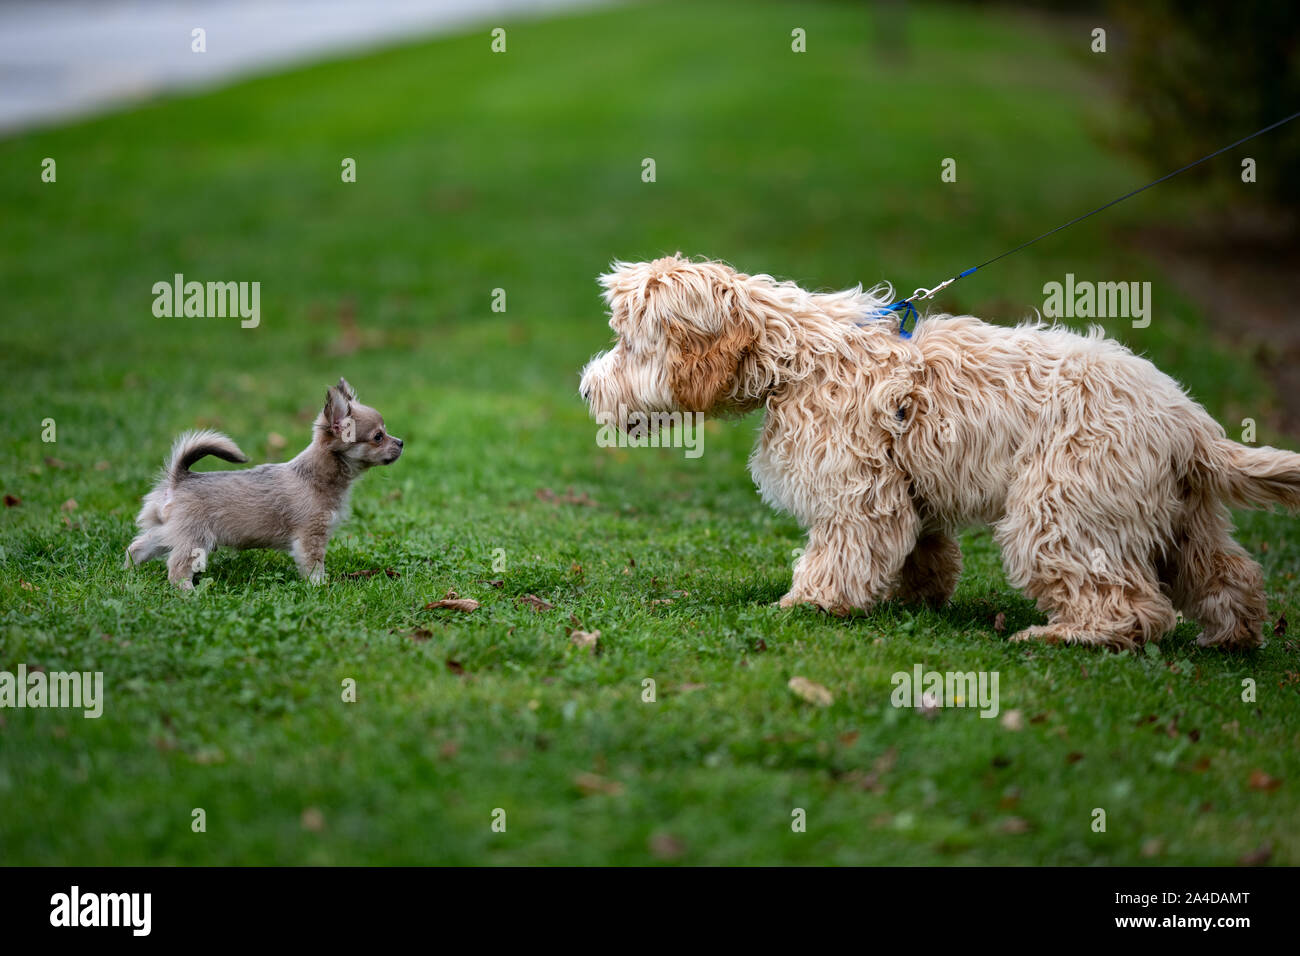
[[580, 254, 1300, 650]]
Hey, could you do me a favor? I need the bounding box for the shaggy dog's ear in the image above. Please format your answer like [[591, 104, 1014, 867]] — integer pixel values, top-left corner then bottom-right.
[[664, 293, 758, 413]]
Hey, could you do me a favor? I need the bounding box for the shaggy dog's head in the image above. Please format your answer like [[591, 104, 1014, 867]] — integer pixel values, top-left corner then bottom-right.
[[579, 255, 767, 428]]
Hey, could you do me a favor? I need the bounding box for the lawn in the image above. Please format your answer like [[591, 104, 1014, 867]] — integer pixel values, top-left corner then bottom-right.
[[1, 0, 1297, 865]]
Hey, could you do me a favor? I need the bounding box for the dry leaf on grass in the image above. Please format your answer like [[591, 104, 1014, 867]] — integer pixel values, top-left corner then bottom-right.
[[574, 772, 624, 796], [648, 832, 686, 860], [425, 590, 479, 613], [536, 487, 597, 507], [1000, 709, 1024, 731], [788, 676, 833, 707], [347, 567, 401, 579], [1238, 843, 1273, 866], [570, 630, 600, 652], [518, 593, 554, 612], [1248, 770, 1282, 792]]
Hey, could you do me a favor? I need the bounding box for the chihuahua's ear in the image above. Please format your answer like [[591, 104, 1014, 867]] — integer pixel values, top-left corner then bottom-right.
[[324, 384, 354, 440], [336, 377, 358, 402]]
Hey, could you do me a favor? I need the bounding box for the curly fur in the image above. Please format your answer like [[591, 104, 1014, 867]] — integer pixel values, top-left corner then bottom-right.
[[580, 254, 1300, 649]]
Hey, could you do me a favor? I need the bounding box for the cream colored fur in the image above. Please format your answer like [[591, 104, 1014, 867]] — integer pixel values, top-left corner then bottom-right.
[[580, 254, 1300, 649]]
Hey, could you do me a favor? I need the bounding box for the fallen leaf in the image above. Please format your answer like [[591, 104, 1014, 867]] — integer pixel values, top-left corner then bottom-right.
[[426, 589, 479, 613], [1274, 615, 1288, 637], [43, 457, 66, 469], [300, 807, 326, 832], [347, 567, 400, 579], [1238, 843, 1273, 866], [519, 593, 554, 612], [536, 487, 596, 507], [574, 772, 624, 796], [406, 627, 434, 642], [919, 689, 940, 718], [570, 629, 600, 653], [648, 832, 685, 860], [1248, 770, 1282, 792], [445, 659, 465, 675], [998, 816, 1031, 834], [3, 494, 19, 507], [60, 498, 78, 512], [1066, 751, 1085, 765], [993, 612, 1006, 633], [1000, 709, 1024, 731], [788, 676, 833, 707], [480, 579, 504, 588]]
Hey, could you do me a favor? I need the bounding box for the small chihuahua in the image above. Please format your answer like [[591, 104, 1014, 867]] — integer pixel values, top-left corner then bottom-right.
[[126, 378, 403, 590]]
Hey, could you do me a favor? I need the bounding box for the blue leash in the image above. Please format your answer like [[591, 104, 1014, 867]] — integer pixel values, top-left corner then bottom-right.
[[871, 108, 1300, 338]]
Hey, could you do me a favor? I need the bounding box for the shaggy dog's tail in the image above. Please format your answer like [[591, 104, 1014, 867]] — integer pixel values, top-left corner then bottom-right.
[[1204, 438, 1300, 511], [166, 429, 247, 485]]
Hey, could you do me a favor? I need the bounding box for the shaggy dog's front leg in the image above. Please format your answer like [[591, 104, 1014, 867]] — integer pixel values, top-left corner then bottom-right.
[[782, 509, 920, 615]]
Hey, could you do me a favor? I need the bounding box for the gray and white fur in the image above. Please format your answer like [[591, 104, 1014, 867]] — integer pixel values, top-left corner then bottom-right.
[[126, 377, 403, 590]]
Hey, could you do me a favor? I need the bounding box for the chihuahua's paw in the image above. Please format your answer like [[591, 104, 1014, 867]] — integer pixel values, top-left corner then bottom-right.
[[307, 567, 326, 586]]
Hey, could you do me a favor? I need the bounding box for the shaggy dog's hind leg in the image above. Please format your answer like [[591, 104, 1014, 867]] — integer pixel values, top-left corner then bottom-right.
[[1164, 495, 1267, 649], [1011, 572, 1176, 650], [890, 530, 962, 607]]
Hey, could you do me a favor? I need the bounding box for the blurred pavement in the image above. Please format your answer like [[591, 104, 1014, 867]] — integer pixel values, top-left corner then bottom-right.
[[0, 0, 604, 133]]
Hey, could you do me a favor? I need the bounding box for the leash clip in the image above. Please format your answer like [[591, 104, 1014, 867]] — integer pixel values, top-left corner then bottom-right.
[[910, 276, 957, 302]]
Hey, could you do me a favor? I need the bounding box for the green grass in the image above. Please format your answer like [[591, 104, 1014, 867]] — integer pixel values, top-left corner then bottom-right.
[[1, 0, 1297, 865]]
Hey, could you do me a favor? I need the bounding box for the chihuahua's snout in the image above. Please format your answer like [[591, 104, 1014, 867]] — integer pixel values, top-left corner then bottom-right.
[[394, 437, 404, 448]]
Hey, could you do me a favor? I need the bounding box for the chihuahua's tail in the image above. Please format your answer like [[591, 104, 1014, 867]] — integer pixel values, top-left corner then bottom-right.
[[166, 429, 248, 484]]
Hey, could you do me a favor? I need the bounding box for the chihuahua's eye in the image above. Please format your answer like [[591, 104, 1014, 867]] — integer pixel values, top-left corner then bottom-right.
[[372, 430, 384, 443]]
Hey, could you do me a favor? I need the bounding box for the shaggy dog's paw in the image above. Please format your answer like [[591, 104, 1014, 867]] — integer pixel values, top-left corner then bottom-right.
[[1195, 624, 1264, 650], [779, 592, 853, 617], [1008, 625, 1063, 645]]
